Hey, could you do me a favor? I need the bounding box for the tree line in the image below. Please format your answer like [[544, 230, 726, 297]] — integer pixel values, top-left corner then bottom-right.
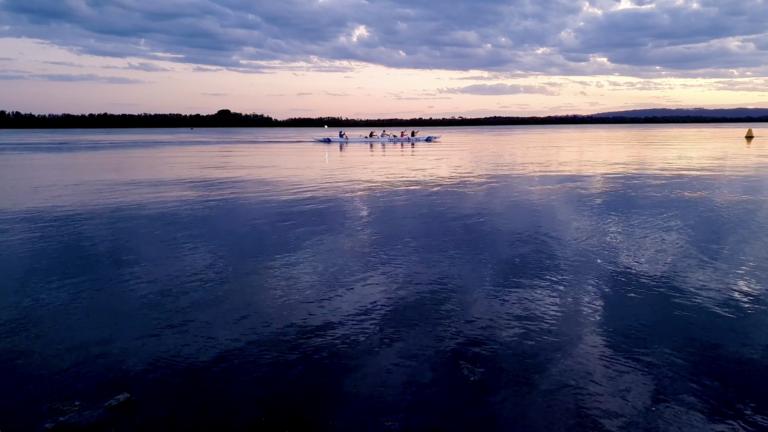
[[2, 109, 768, 129]]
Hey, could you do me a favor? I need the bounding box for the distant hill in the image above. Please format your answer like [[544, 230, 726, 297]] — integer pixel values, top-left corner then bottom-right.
[[593, 108, 768, 118]]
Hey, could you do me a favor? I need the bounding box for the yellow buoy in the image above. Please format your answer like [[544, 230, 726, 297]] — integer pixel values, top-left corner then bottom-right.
[[746, 128, 755, 138]]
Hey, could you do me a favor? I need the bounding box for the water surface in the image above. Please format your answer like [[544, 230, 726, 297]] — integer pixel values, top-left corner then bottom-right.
[[1, 125, 768, 431]]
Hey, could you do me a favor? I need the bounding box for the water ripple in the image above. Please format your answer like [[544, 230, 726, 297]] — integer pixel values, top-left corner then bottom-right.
[[2, 125, 768, 430]]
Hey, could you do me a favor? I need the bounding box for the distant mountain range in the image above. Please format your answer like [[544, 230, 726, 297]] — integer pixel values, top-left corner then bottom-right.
[[592, 108, 768, 118]]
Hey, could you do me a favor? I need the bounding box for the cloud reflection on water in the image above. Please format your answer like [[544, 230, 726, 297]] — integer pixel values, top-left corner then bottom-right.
[[1, 125, 768, 430]]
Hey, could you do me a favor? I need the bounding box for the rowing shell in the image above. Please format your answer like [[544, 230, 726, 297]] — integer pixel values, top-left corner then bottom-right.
[[314, 136, 440, 143]]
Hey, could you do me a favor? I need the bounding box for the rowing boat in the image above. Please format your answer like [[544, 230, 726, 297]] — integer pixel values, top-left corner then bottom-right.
[[314, 136, 440, 143]]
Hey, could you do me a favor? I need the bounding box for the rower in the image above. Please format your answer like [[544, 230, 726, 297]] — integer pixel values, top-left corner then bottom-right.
[[338, 130, 347, 139], [410, 130, 418, 138], [381, 130, 389, 137], [369, 131, 378, 138]]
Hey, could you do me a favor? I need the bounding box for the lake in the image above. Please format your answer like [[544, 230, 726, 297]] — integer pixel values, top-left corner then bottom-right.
[[1, 125, 768, 431]]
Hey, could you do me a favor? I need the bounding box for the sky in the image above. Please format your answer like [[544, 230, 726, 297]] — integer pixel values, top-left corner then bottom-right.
[[1, 0, 768, 118]]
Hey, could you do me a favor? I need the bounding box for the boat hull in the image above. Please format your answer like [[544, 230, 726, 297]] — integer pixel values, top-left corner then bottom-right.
[[314, 136, 440, 143]]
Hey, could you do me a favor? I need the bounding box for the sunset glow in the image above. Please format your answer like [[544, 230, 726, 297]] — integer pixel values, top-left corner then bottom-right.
[[2, 1, 768, 117]]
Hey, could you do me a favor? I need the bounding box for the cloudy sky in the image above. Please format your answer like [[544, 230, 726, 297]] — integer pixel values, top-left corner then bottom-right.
[[1, 0, 768, 118]]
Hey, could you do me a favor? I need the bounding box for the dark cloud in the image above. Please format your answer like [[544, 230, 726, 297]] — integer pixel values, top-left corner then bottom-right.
[[0, 71, 143, 83], [41, 60, 81, 67], [0, 0, 767, 76], [0, 72, 27, 80], [192, 66, 223, 72], [564, 0, 768, 71], [713, 78, 768, 92], [603, 80, 677, 91], [38, 73, 143, 83], [441, 83, 558, 96], [106, 62, 172, 72]]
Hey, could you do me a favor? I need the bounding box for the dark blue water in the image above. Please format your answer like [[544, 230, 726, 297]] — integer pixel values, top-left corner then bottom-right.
[[2, 126, 768, 431]]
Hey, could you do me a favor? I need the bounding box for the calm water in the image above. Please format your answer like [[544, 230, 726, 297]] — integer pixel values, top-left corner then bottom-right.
[[2, 125, 768, 431]]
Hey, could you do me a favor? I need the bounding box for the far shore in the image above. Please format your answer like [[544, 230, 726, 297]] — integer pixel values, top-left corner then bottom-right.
[[2, 108, 768, 129]]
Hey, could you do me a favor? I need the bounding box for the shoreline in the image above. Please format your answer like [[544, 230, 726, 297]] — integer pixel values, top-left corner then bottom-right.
[[3, 109, 768, 129]]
